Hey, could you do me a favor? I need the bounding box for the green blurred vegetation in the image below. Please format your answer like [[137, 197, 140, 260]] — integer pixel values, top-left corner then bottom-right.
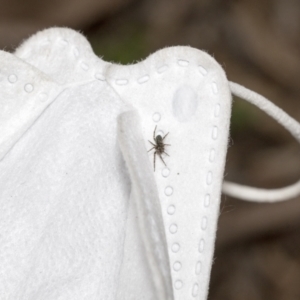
[[230, 96, 256, 135], [89, 23, 148, 65]]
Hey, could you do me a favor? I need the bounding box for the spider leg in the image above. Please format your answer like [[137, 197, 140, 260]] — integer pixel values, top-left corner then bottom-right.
[[153, 125, 157, 141], [162, 132, 169, 140], [163, 152, 170, 156], [164, 144, 171, 146], [154, 151, 157, 172], [147, 146, 155, 152], [148, 140, 156, 147], [158, 153, 167, 166]]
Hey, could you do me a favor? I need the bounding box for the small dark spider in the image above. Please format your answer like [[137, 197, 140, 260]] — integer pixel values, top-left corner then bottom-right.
[[147, 126, 171, 171]]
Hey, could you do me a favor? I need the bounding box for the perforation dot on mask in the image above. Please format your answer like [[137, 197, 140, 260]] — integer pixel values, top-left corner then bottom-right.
[[198, 239, 205, 253], [157, 65, 168, 73], [24, 83, 34, 93], [95, 73, 105, 81], [212, 82, 218, 94], [201, 217, 208, 230], [81, 62, 89, 71], [198, 65, 208, 75], [212, 126, 218, 140], [172, 243, 180, 253], [209, 149, 215, 162], [169, 224, 178, 234], [206, 172, 213, 185], [195, 261, 202, 274], [204, 194, 210, 207], [157, 130, 164, 136], [173, 261, 182, 271], [162, 167, 170, 177], [138, 75, 149, 84], [174, 280, 183, 290], [8, 74, 17, 83], [177, 59, 189, 67], [165, 186, 173, 196], [152, 112, 161, 122], [167, 205, 175, 215], [192, 283, 199, 297]]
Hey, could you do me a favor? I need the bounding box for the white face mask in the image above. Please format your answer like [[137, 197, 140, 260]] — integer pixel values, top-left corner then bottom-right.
[[0, 27, 299, 300]]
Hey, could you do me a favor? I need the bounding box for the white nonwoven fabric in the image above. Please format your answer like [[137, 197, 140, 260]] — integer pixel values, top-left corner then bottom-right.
[[0, 27, 233, 300], [0, 69, 135, 299]]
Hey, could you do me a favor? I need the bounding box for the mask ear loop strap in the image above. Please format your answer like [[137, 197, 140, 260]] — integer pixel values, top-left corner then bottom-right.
[[222, 81, 300, 202]]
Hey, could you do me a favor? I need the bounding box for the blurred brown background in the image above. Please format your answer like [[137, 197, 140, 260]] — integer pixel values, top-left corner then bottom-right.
[[2, 0, 300, 299]]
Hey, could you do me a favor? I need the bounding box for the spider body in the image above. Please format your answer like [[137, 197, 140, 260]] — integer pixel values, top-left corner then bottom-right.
[[148, 126, 170, 171]]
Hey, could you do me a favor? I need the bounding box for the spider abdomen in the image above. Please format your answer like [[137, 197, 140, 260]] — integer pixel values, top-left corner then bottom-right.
[[156, 135, 163, 143], [148, 126, 170, 171]]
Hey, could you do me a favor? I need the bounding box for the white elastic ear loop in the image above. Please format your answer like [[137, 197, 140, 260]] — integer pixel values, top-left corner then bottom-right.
[[118, 110, 173, 300], [222, 82, 300, 202]]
